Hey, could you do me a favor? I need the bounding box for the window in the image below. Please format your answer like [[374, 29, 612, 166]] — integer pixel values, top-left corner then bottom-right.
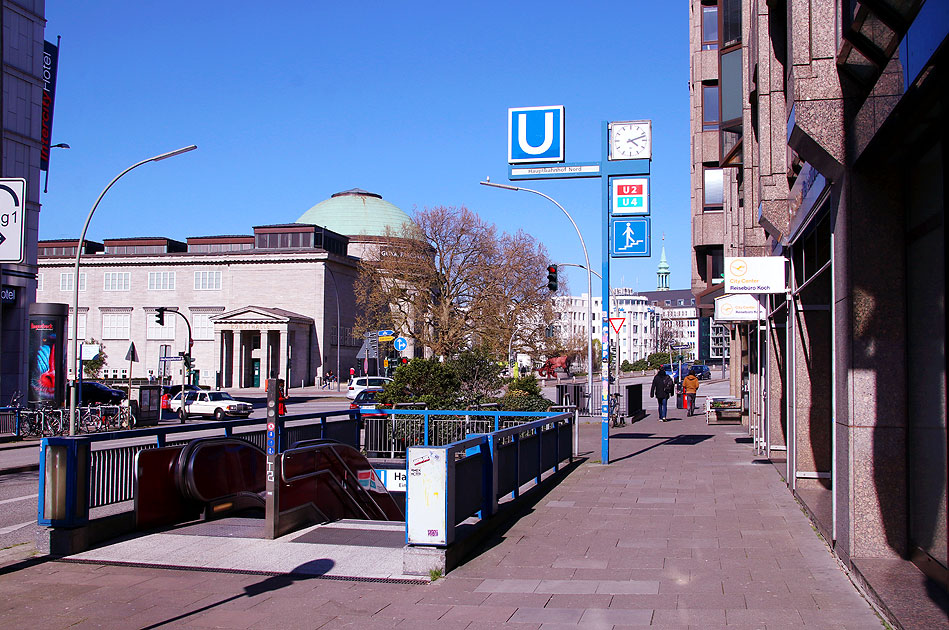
[[146, 312, 175, 340], [703, 168, 725, 211], [103, 271, 131, 291], [102, 312, 131, 339], [702, 84, 719, 131], [193, 313, 215, 340], [194, 270, 222, 290], [720, 0, 742, 47], [701, 4, 718, 49], [60, 272, 86, 292], [36, 273, 44, 291], [67, 312, 87, 343], [148, 271, 175, 291]]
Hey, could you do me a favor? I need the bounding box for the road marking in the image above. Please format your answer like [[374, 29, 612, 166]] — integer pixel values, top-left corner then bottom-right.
[[0, 520, 34, 535], [0, 493, 38, 506]]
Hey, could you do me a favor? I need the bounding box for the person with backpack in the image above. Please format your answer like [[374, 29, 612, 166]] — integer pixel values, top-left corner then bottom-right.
[[650, 367, 675, 422]]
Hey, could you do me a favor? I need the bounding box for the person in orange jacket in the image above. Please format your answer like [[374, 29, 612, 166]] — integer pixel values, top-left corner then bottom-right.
[[682, 370, 700, 416]]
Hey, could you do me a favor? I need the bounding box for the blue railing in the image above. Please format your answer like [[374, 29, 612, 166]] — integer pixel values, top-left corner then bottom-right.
[[405, 411, 574, 546]]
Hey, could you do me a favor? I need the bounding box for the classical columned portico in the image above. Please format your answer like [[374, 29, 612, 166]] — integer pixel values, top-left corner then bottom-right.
[[211, 306, 315, 390]]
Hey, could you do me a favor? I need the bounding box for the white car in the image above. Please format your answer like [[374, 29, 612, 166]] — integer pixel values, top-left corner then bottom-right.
[[346, 376, 393, 399], [168, 390, 253, 420]]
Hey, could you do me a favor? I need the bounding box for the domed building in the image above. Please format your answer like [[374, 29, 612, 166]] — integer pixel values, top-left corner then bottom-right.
[[296, 189, 413, 260], [33, 188, 412, 392]]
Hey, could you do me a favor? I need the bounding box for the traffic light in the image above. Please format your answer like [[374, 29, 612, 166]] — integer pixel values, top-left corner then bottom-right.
[[154, 307, 166, 326], [182, 354, 193, 370], [400, 357, 409, 365], [546, 264, 558, 291]]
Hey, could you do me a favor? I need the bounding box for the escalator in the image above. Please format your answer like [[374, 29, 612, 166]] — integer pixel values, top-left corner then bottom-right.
[[135, 437, 403, 535]]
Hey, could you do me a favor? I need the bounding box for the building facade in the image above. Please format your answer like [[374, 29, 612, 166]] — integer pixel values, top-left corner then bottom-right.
[[35, 189, 414, 390], [688, 0, 947, 615], [1, 0, 45, 404]]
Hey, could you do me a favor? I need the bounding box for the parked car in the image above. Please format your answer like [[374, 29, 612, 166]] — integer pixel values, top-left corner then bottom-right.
[[347, 376, 393, 399], [168, 390, 253, 420], [690, 364, 712, 380], [349, 387, 389, 418], [161, 384, 202, 410], [79, 381, 126, 405]]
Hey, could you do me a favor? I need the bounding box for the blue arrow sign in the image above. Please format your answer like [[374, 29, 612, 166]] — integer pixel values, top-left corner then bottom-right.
[[377, 329, 394, 337], [610, 218, 651, 257], [394, 337, 408, 352]]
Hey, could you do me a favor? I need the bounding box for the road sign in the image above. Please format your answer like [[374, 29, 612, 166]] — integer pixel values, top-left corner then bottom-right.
[[610, 217, 650, 257], [608, 317, 625, 334], [508, 106, 565, 163], [159, 356, 183, 362], [377, 329, 394, 337], [0, 179, 27, 263], [125, 342, 139, 362], [378, 335, 395, 342], [611, 177, 649, 215], [394, 337, 408, 352]]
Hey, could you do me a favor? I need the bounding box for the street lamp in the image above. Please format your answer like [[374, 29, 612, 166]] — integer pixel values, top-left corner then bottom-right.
[[68, 145, 197, 434], [480, 180, 595, 409], [43, 143, 71, 193]]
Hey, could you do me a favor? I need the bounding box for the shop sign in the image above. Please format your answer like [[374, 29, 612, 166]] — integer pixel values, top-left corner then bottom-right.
[[724, 256, 786, 293]]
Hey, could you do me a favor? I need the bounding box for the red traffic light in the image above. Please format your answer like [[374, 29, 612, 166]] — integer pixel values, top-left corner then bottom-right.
[[400, 357, 409, 365], [546, 264, 558, 291]]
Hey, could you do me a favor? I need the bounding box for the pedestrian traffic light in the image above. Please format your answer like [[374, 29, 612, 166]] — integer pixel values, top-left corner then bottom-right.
[[154, 307, 166, 326], [546, 265, 558, 291]]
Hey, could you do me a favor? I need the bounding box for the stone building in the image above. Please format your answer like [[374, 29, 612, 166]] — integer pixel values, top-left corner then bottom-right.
[[0, 0, 46, 404], [688, 0, 947, 620]]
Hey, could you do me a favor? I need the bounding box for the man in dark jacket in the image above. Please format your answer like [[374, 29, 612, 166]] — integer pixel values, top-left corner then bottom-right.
[[650, 368, 675, 422]]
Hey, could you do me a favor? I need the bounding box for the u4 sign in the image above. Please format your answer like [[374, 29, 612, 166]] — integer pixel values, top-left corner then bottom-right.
[[508, 106, 565, 164], [0, 178, 27, 264]]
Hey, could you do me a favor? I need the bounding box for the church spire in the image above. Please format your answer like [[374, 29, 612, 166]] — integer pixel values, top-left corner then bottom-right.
[[657, 233, 670, 291]]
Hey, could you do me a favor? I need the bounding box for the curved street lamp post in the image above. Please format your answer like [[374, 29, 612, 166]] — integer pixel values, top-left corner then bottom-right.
[[480, 181, 595, 413], [68, 145, 197, 435]]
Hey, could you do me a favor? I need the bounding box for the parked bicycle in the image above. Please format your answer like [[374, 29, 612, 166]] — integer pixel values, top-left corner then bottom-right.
[[608, 391, 626, 428]]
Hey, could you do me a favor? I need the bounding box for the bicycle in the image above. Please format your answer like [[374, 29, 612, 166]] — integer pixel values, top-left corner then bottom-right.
[[608, 391, 626, 428]]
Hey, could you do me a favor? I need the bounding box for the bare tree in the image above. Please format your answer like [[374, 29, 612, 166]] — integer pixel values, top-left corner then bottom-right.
[[355, 206, 559, 360]]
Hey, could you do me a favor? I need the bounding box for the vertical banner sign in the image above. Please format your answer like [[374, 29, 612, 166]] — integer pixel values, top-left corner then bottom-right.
[[40, 40, 60, 172], [28, 311, 66, 406]]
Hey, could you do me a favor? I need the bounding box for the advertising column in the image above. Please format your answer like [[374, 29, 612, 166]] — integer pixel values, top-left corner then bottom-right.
[[28, 303, 68, 406]]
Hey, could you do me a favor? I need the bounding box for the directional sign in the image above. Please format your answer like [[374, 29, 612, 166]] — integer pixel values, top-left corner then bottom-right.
[[378, 335, 395, 342], [610, 217, 651, 257], [377, 329, 394, 337], [394, 337, 408, 352], [611, 177, 649, 215], [0, 179, 27, 264]]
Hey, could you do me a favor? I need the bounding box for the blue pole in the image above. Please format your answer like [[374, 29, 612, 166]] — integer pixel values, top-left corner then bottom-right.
[[601, 121, 611, 465]]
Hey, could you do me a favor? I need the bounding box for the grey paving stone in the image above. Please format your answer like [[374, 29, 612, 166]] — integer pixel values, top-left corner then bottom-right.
[[508, 606, 583, 624]]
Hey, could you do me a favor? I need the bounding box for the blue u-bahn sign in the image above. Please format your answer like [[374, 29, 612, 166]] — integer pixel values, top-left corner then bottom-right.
[[508, 105, 565, 164]]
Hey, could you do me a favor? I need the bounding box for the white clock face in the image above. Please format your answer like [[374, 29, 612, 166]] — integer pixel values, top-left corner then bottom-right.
[[610, 122, 651, 160]]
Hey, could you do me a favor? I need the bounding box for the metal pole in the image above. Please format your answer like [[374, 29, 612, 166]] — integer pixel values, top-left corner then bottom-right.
[[68, 145, 196, 435], [325, 266, 341, 391], [480, 181, 594, 412]]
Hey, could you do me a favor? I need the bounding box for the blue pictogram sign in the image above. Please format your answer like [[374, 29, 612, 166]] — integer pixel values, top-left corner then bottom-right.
[[394, 337, 407, 352], [610, 218, 651, 257]]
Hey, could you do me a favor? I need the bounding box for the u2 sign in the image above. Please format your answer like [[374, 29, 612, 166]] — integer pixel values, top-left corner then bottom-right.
[[508, 106, 565, 164]]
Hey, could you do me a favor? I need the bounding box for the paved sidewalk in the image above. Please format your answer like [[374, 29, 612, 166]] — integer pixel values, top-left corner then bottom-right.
[[0, 395, 883, 629]]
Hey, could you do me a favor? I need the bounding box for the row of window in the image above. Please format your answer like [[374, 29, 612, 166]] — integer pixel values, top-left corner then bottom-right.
[[39, 271, 224, 292], [67, 310, 219, 342]]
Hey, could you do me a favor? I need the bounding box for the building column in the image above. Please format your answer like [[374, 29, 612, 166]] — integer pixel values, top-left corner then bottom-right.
[[279, 328, 289, 388], [231, 330, 241, 388], [214, 329, 223, 389], [263, 329, 272, 386]]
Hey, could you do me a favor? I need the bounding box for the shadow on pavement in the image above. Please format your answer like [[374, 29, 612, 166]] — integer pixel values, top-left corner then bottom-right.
[[609, 434, 714, 463], [140, 558, 335, 630]]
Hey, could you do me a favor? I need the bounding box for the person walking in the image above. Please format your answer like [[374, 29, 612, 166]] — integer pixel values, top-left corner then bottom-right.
[[650, 367, 675, 422], [682, 370, 700, 417]]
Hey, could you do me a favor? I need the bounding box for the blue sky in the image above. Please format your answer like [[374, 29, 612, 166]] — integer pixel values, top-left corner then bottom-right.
[[42, 1, 691, 297]]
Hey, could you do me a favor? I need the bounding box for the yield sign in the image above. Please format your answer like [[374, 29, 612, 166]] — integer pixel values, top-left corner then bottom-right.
[[609, 317, 625, 334], [125, 342, 140, 362]]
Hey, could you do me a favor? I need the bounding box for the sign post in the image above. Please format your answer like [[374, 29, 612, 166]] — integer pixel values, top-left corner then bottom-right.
[[499, 114, 652, 465]]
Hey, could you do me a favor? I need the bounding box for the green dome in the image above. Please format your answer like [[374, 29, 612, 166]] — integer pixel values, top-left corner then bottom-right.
[[296, 189, 411, 237]]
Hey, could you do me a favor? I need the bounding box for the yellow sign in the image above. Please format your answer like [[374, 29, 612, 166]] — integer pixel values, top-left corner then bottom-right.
[[379, 335, 395, 342], [384, 358, 389, 368]]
